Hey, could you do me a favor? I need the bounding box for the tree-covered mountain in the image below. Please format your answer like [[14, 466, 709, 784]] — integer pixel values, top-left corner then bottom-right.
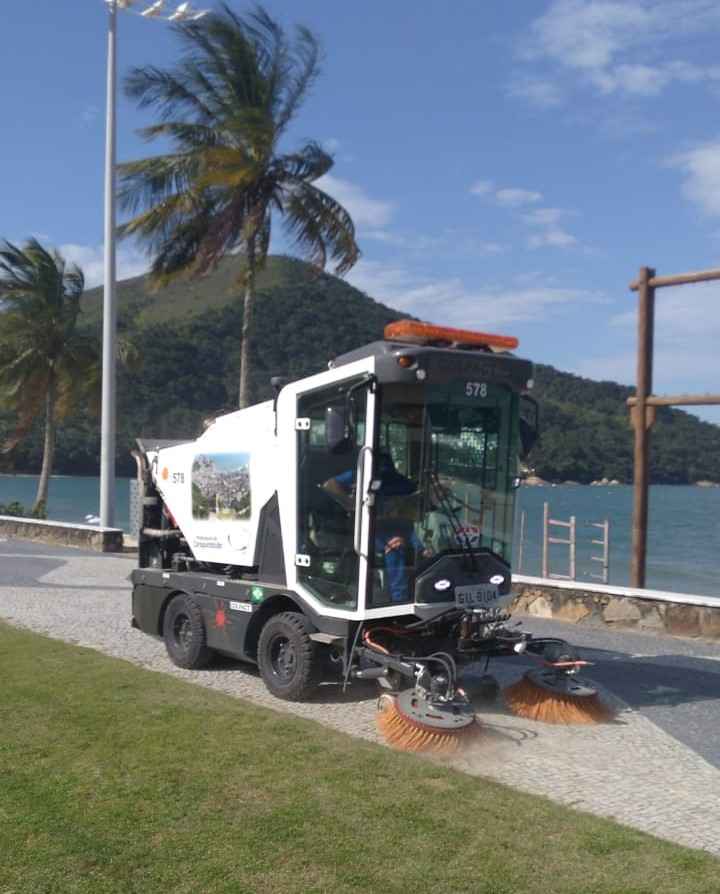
[[2, 254, 718, 484]]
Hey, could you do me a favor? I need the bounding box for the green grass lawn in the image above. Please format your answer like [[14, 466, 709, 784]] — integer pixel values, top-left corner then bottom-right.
[[1, 622, 717, 894]]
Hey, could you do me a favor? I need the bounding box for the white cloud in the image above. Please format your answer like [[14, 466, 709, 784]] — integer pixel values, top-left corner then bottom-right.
[[507, 78, 565, 108], [519, 0, 720, 101], [315, 174, 393, 228], [362, 230, 407, 246], [528, 0, 652, 72], [469, 179, 495, 196], [361, 230, 445, 253], [460, 239, 507, 256], [361, 227, 507, 258], [471, 181, 579, 249], [495, 188, 543, 208], [59, 243, 148, 289], [470, 181, 544, 207], [522, 207, 578, 249], [522, 207, 565, 227], [668, 140, 720, 216], [611, 280, 720, 339], [579, 280, 720, 403], [348, 260, 601, 328], [528, 229, 577, 248]]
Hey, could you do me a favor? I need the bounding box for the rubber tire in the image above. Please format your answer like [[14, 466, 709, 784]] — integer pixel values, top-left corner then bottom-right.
[[162, 593, 213, 670], [257, 612, 318, 701]]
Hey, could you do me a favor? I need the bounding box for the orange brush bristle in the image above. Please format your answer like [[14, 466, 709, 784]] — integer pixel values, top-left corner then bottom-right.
[[504, 672, 615, 725], [376, 696, 481, 755]]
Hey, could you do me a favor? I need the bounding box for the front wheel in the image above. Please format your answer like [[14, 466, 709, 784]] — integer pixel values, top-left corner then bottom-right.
[[257, 612, 318, 701]]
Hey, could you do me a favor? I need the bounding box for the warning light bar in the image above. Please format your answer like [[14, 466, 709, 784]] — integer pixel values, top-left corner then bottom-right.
[[384, 319, 519, 351]]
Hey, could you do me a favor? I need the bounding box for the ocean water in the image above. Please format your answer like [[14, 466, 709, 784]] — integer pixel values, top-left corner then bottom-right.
[[514, 484, 719, 598], [0, 475, 133, 533], [1, 475, 718, 598]]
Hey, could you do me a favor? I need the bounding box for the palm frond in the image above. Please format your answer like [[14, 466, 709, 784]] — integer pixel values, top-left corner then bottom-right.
[[193, 144, 264, 191], [273, 141, 332, 185], [118, 192, 204, 249], [124, 66, 214, 122], [0, 367, 48, 453], [136, 121, 222, 147], [0, 238, 90, 450], [145, 208, 217, 285], [117, 152, 201, 216], [282, 182, 360, 275], [119, 4, 358, 301], [275, 24, 320, 133]]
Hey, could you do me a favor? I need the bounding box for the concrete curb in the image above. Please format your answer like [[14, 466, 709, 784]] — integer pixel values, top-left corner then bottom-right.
[[512, 575, 720, 640], [0, 516, 124, 553]]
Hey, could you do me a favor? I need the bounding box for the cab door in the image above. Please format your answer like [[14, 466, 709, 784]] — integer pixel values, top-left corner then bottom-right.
[[295, 375, 375, 613]]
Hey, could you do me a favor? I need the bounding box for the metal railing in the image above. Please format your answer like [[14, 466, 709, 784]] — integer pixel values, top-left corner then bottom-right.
[[589, 520, 610, 584], [542, 502, 576, 580], [515, 502, 611, 582]]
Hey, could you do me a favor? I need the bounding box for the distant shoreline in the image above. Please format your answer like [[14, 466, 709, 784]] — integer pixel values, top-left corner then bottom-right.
[[0, 473, 134, 481]]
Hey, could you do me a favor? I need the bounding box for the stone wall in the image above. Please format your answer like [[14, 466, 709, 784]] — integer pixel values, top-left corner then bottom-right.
[[0, 516, 124, 553], [512, 579, 720, 640]]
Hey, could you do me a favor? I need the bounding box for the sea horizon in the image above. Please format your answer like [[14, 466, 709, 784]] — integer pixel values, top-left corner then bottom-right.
[[1, 474, 718, 599]]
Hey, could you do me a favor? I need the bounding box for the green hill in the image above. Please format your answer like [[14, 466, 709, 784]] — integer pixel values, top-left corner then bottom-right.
[[2, 254, 719, 484]]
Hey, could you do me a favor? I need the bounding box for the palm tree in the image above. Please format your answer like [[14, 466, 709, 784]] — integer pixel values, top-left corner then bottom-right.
[[0, 239, 98, 514], [118, 3, 360, 408]]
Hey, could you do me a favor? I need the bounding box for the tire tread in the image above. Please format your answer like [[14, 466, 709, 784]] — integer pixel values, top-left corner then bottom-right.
[[257, 611, 318, 701]]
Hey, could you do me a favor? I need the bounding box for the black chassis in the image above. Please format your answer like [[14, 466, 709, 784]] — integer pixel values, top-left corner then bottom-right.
[[132, 564, 582, 697], [131, 567, 353, 665]]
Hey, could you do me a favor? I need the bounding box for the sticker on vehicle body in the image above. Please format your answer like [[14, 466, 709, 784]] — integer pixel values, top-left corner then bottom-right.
[[230, 601, 253, 613]]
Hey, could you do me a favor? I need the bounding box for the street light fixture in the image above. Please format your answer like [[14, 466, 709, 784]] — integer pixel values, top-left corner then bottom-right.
[[99, 0, 209, 529], [141, 1, 166, 17]]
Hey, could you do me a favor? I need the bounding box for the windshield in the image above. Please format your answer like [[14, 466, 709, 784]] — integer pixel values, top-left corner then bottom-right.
[[369, 380, 519, 606]]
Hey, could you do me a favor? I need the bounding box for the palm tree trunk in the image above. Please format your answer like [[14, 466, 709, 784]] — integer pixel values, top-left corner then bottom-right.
[[34, 375, 56, 516], [238, 239, 257, 409]]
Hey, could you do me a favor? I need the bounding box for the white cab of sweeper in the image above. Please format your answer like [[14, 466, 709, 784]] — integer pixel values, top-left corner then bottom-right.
[[139, 320, 537, 625]]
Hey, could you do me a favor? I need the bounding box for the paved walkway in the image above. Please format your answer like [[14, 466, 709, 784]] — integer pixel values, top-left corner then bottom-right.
[[1, 539, 719, 856]]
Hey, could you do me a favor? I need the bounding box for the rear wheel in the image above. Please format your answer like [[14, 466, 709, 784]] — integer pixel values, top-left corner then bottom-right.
[[163, 593, 213, 669], [257, 612, 318, 701]]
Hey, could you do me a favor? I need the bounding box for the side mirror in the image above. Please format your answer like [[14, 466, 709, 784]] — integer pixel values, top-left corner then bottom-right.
[[519, 396, 540, 459], [326, 405, 352, 454]]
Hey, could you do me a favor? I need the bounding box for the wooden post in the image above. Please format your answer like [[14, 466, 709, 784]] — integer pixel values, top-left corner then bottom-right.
[[627, 262, 720, 588], [630, 266, 655, 588]]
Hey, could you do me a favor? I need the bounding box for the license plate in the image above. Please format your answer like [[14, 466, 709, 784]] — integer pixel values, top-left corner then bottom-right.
[[455, 584, 500, 608]]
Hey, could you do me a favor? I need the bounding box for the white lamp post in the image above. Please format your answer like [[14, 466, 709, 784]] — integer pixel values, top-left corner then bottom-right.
[[99, 0, 209, 528]]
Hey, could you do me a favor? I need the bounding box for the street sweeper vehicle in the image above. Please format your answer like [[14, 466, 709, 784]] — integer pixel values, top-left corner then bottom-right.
[[131, 319, 612, 753]]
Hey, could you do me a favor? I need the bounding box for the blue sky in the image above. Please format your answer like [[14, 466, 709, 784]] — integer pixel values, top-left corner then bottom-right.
[[2, 1, 719, 421]]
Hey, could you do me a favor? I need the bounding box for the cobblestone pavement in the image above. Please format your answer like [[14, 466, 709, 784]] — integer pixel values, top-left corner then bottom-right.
[[1, 539, 719, 856]]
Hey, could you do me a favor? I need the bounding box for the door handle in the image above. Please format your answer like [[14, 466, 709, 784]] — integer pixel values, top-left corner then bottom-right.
[[354, 445, 373, 555]]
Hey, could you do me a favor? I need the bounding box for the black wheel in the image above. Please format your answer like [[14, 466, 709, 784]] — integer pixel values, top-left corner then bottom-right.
[[162, 593, 213, 669], [257, 612, 318, 701]]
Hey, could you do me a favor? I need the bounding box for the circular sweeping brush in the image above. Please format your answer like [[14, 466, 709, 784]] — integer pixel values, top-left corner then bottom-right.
[[504, 669, 615, 725], [376, 692, 482, 755]]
